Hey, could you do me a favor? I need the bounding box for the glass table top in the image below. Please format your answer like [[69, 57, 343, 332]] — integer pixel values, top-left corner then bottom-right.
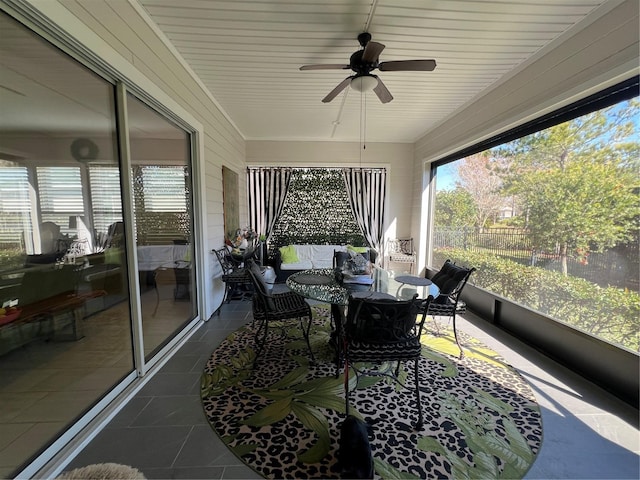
[[286, 268, 439, 306]]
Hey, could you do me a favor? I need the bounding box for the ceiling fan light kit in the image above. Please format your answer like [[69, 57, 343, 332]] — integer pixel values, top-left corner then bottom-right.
[[350, 75, 377, 92], [300, 32, 436, 104]]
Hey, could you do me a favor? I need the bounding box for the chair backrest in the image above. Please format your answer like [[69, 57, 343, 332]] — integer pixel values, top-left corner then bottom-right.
[[213, 247, 236, 275], [346, 294, 428, 342], [387, 238, 414, 256], [334, 250, 350, 270], [246, 261, 275, 310], [430, 259, 475, 304]]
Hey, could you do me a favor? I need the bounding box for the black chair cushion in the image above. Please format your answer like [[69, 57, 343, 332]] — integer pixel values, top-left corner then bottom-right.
[[428, 300, 467, 316], [248, 261, 278, 311], [431, 260, 455, 287], [249, 262, 268, 295], [222, 269, 250, 283], [334, 251, 350, 269], [346, 297, 418, 340], [348, 337, 422, 362], [432, 261, 473, 304]]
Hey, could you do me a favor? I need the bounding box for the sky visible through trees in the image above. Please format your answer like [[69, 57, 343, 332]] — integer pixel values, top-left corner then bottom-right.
[[436, 99, 638, 194]]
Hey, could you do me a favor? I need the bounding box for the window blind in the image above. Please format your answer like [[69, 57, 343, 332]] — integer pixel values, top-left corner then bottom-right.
[[141, 166, 187, 212], [0, 166, 31, 244]]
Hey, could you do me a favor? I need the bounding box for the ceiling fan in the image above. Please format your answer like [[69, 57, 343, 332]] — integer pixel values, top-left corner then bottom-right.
[[299, 32, 436, 104]]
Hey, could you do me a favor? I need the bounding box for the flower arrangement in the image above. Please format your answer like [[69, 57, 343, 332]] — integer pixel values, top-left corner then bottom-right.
[[228, 226, 257, 249], [344, 249, 371, 275]]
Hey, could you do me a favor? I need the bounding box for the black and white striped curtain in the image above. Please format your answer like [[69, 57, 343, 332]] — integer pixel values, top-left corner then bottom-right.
[[342, 168, 386, 258], [247, 167, 292, 240]]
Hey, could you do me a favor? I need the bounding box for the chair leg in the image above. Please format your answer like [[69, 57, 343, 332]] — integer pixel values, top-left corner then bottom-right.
[[222, 282, 231, 303], [343, 356, 351, 416], [299, 314, 316, 363], [253, 318, 268, 369], [414, 358, 423, 430], [331, 304, 344, 377], [431, 313, 442, 336], [452, 313, 464, 359], [333, 335, 342, 378]]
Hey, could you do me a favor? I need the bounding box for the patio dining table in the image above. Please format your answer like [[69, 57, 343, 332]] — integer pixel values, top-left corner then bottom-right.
[[287, 267, 439, 373], [286, 267, 439, 306]]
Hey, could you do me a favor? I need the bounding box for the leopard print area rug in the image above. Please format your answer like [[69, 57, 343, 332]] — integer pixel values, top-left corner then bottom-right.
[[201, 305, 542, 479]]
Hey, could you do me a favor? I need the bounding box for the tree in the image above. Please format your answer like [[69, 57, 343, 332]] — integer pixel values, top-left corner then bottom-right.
[[456, 153, 504, 228], [501, 100, 639, 275], [434, 188, 476, 227]]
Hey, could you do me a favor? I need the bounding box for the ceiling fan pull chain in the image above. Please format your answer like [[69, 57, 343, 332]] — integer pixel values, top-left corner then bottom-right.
[[363, 94, 367, 151]]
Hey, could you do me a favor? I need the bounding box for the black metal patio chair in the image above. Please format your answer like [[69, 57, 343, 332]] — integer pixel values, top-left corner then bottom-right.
[[212, 247, 253, 307], [341, 293, 433, 429], [246, 261, 315, 368], [423, 259, 476, 358]]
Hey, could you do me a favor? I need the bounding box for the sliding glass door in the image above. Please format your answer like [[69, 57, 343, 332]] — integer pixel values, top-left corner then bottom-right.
[[0, 11, 198, 477], [0, 12, 132, 476], [127, 94, 197, 359]]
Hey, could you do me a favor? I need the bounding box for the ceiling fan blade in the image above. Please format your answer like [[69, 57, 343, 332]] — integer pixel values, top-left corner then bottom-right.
[[373, 76, 393, 104], [378, 59, 437, 71], [322, 76, 353, 103], [362, 41, 385, 63], [300, 64, 350, 71]]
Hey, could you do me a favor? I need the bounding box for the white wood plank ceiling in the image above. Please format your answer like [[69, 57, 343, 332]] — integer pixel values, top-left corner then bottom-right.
[[139, 0, 606, 142]]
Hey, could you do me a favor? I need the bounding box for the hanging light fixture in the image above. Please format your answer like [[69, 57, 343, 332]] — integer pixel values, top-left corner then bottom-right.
[[350, 74, 377, 92]]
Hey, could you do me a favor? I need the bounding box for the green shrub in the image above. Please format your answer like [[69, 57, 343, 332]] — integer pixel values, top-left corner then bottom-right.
[[434, 248, 640, 352]]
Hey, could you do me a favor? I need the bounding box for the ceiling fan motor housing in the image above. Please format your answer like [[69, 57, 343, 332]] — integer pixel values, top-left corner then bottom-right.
[[350, 50, 377, 74]]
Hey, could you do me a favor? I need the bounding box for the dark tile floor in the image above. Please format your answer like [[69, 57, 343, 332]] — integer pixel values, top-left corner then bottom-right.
[[64, 297, 639, 479]]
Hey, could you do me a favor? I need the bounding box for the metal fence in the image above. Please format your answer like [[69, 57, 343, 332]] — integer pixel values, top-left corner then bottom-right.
[[433, 227, 639, 290]]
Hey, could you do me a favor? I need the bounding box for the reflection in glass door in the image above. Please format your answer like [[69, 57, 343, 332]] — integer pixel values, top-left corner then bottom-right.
[[127, 94, 197, 359], [0, 12, 133, 476]]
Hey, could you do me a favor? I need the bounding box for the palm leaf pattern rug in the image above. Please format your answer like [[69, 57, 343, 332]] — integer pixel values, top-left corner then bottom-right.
[[201, 305, 542, 479]]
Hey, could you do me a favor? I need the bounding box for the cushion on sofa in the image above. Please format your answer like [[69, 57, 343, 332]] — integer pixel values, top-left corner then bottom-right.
[[280, 260, 314, 270], [310, 245, 346, 268], [279, 244, 347, 270], [280, 245, 314, 270], [279, 245, 299, 264], [294, 245, 315, 262]]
